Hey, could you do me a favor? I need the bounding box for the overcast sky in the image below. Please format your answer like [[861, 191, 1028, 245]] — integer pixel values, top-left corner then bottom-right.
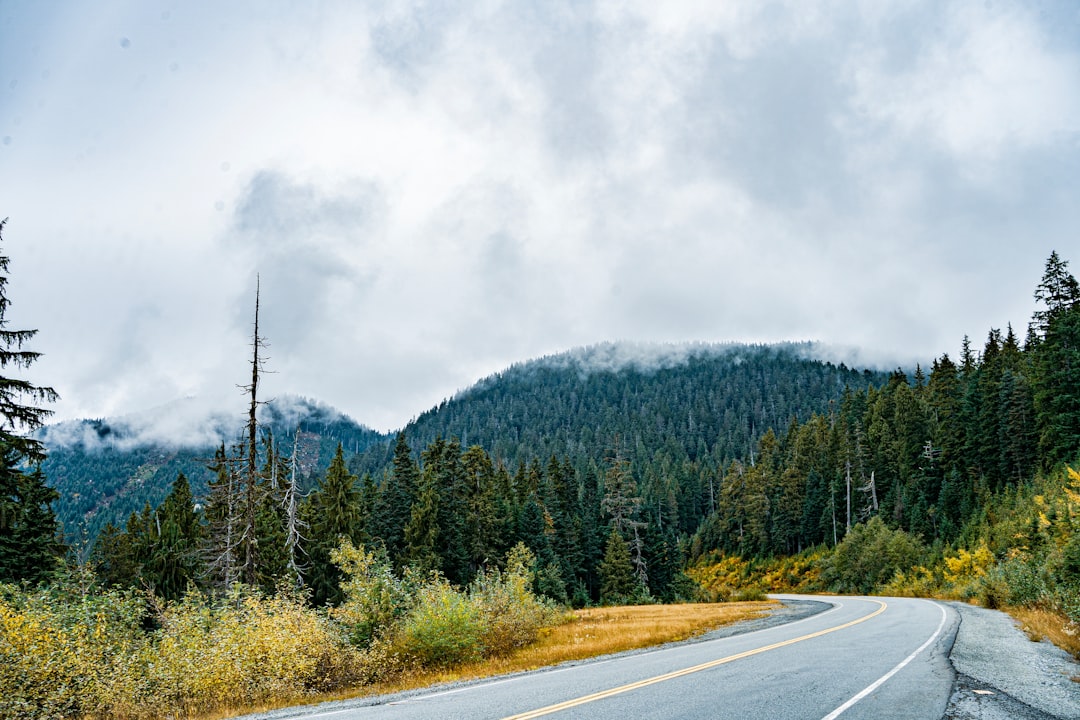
[[2, 1, 1079, 434]]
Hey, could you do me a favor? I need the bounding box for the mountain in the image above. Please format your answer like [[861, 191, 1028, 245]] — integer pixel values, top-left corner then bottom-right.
[[41, 342, 890, 545], [352, 343, 888, 521], [40, 396, 386, 542]]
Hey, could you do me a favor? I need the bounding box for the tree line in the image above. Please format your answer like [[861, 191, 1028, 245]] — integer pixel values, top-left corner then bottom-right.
[[691, 251, 1080, 561], [2, 211, 1077, 620]]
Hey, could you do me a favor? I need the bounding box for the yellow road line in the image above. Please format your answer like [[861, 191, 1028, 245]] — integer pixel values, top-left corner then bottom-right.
[[502, 599, 888, 720]]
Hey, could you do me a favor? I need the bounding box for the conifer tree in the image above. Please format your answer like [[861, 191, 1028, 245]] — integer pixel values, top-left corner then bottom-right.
[[144, 473, 204, 600], [403, 464, 440, 575], [203, 443, 240, 588], [372, 432, 418, 562], [303, 443, 361, 605], [599, 527, 636, 605], [0, 219, 62, 584], [1031, 252, 1080, 466]]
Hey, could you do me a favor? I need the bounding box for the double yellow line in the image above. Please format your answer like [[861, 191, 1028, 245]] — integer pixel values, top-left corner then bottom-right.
[[503, 599, 887, 720]]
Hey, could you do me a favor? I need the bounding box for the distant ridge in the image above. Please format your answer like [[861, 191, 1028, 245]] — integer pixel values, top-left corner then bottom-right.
[[41, 341, 893, 546], [352, 341, 889, 480]]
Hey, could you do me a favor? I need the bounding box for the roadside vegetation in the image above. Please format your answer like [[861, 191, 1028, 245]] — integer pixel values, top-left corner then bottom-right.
[[688, 466, 1080, 658], [0, 542, 562, 720], [0, 540, 776, 720]]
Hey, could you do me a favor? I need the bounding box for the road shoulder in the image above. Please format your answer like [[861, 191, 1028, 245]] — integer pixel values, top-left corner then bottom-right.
[[944, 602, 1080, 720]]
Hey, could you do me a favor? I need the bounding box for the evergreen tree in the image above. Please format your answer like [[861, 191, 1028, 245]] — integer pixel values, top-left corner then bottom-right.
[[144, 473, 203, 600], [202, 443, 240, 588], [425, 437, 469, 584], [0, 456, 61, 584], [254, 436, 289, 591], [0, 219, 62, 584], [372, 432, 418, 562], [302, 444, 361, 605], [1031, 252, 1080, 466], [403, 463, 440, 575], [599, 528, 637, 605]]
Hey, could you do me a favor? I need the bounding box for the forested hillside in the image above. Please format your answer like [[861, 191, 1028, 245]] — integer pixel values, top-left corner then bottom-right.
[[40, 397, 385, 542], [363, 343, 881, 473], [692, 251, 1080, 561]]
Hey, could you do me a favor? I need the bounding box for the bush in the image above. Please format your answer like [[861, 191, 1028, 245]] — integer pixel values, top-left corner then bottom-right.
[[391, 579, 486, 669], [144, 584, 363, 713], [470, 545, 560, 656], [685, 554, 763, 601], [977, 554, 1050, 609], [821, 517, 926, 594], [331, 541, 417, 647], [0, 574, 148, 719]]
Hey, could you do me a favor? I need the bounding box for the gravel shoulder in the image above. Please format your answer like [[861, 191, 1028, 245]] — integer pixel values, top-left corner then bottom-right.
[[944, 602, 1080, 720]]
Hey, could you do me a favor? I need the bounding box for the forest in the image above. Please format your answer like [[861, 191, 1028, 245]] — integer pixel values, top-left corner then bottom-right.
[[1, 233, 1079, 718]]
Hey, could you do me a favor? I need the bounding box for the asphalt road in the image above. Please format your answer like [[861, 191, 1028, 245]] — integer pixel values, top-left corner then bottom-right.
[[253, 595, 960, 720]]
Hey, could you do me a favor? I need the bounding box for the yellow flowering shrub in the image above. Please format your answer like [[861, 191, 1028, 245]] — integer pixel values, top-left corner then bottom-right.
[[943, 542, 995, 594], [143, 585, 364, 714], [685, 555, 762, 601]]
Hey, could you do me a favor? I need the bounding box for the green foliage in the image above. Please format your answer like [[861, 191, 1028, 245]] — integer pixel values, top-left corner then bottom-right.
[[0, 452, 62, 584], [392, 578, 486, 668], [303, 444, 362, 605], [0, 222, 63, 584], [599, 529, 640, 605], [330, 540, 416, 647], [821, 517, 926, 594]]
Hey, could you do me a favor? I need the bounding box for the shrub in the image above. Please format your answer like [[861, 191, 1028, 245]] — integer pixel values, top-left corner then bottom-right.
[[685, 554, 763, 601], [391, 579, 485, 669], [331, 541, 417, 647], [0, 574, 148, 720], [881, 565, 938, 597], [143, 584, 363, 715], [470, 545, 560, 657], [821, 517, 926, 594]]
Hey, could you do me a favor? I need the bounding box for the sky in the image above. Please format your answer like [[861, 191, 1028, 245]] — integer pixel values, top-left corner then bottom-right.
[[2, 0, 1079, 435]]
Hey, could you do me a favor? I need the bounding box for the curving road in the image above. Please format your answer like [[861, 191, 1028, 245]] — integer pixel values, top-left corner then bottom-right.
[[253, 596, 960, 720]]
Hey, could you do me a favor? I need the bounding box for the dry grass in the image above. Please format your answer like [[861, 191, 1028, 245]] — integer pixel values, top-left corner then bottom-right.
[[440, 601, 777, 678], [1006, 605, 1080, 672], [208, 601, 776, 719]]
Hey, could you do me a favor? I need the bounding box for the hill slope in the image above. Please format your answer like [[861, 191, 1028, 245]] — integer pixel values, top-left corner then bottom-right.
[[40, 396, 386, 541], [354, 342, 887, 500]]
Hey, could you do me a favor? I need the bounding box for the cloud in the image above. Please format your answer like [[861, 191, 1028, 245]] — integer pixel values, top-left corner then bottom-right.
[[3, 1, 1079, 433], [39, 393, 360, 452]]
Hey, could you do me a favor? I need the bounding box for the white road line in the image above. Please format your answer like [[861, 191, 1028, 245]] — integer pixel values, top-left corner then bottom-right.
[[820, 600, 949, 720]]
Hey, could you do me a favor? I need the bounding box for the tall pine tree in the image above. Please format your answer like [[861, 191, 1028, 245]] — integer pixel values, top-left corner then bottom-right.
[[0, 219, 62, 584]]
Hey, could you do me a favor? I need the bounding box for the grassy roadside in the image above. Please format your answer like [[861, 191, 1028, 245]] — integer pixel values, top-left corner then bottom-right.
[[207, 601, 777, 720], [1005, 605, 1080, 662]]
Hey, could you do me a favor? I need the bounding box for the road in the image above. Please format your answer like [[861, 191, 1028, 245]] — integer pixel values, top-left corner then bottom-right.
[[253, 595, 959, 720]]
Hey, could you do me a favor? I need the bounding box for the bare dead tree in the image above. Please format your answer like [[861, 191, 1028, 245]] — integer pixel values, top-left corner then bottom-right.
[[283, 427, 308, 590], [238, 276, 270, 586]]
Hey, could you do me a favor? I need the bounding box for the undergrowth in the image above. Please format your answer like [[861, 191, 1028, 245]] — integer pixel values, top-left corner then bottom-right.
[[0, 542, 560, 719]]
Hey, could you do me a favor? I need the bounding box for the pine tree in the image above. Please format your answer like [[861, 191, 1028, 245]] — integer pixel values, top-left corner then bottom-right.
[[403, 463, 440, 575], [1031, 252, 1080, 466], [599, 528, 637, 605], [303, 443, 361, 605], [202, 443, 240, 588], [144, 473, 203, 600], [372, 432, 418, 562], [0, 219, 62, 584]]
